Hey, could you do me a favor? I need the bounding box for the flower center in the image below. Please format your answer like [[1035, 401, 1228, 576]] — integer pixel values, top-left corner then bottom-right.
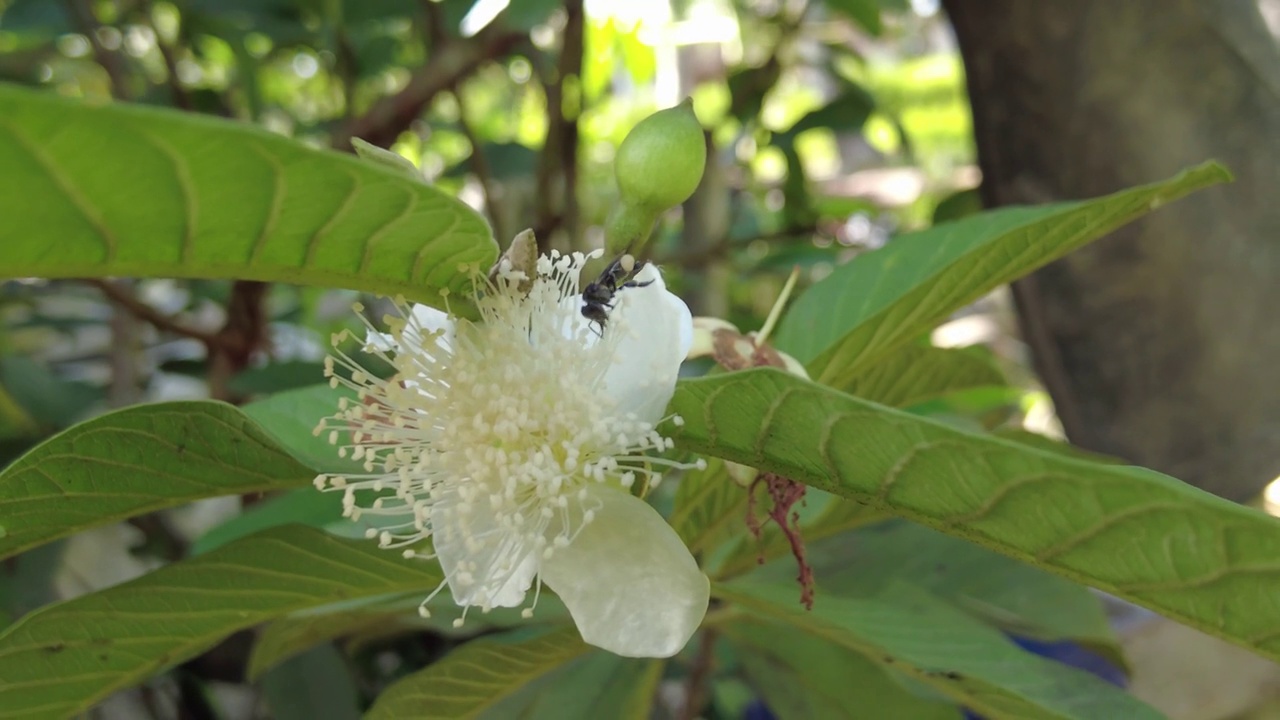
[[314, 251, 691, 618]]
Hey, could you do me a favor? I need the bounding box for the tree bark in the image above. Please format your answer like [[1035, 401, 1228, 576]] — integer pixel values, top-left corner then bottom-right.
[[943, 0, 1280, 500]]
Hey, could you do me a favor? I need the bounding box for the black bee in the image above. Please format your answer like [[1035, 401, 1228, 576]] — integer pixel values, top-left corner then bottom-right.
[[581, 253, 653, 336]]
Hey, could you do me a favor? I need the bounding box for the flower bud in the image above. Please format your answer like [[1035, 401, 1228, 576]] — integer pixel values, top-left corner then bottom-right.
[[614, 99, 707, 211]]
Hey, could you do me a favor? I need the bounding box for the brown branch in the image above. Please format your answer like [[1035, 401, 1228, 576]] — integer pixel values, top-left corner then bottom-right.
[[531, 0, 585, 252], [207, 281, 271, 402], [139, 0, 193, 111], [65, 0, 131, 100], [332, 21, 524, 151], [452, 86, 506, 242], [678, 629, 717, 720], [87, 279, 217, 344]]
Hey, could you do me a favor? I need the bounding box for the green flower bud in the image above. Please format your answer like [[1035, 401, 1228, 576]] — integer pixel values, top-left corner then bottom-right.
[[605, 99, 707, 255], [615, 99, 706, 211]]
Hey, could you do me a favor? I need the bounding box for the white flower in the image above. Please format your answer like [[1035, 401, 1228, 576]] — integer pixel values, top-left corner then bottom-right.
[[314, 250, 710, 658]]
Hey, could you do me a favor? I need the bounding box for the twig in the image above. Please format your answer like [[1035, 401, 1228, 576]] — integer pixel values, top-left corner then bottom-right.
[[86, 279, 217, 344], [65, 0, 130, 99], [136, 0, 192, 111], [332, 21, 523, 151], [452, 86, 506, 242], [678, 629, 717, 720], [207, 281, 270, 402], [530, 0, 585, 252]]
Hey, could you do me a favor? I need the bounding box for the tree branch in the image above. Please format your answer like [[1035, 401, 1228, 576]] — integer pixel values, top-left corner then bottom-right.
[[452, 86, 507, 242], [87, 279, 217, 344], [65, 0, 131, 100], [332, 21, 524, 151]]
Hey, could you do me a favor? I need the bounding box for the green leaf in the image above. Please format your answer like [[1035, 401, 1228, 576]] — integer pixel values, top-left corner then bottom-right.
[[260, 644, 361, 720], [480, 649, 662, 720], [840, 344, 1006, 405], [0, 85, 496, 315], [993, 429, 1124, 465], [669, 368, 1280, 663], [242, 383, 358, 473], [0, 401, 314, 561], [823, 0, 883, 35], [0, 543, 63, 630], [365, 626, 591, 720], [713, 496, 887, 580], [717, 579, 1161, 719], [191, 488, 342, 555], [784, 85, 876, 137], [812, 520, 1115, 648], [671, 458, 748, 553], [248, 590, 573, 679], [0, 356, 102, 430], [774, 163, 1231, 386], [248, 593, 424, 680], [725, 620, 961, 720], [0, 525, 442, 719]]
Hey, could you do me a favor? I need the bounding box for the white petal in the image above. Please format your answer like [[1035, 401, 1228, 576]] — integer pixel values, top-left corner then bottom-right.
[[601, 264, 693, 423], [406, 304, 454, 352], [431, 503, 537, 608], [366, 304, 455, 354], [539, 485, 709, 658]]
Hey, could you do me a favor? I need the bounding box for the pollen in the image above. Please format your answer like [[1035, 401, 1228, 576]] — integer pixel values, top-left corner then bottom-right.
[[313, 250, 695, 619]]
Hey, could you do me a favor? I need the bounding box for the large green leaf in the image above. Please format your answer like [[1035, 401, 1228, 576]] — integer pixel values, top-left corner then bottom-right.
[[242, 383, 359, 473], [671, 458, 748, 553], [841, 344, 1006, 405], [725, 620, 961, 720], [0, 525, 442, 720], [669, 369, 1280, 662], [0, 401, 314, 561], [717, 579, 1161, 719], [675, 345, 1002, 562], [248, 589, 573, 680], [365, 626, 591, 720], [816, 520, 1114, 648], [0, 84, 495, 313], [773, 163, 1230, 386], [479, 649, 662, 720], [260, 644, 361, 720]]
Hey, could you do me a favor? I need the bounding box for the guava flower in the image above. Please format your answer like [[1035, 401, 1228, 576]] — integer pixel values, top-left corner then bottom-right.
[[314, 249, 709, 658]]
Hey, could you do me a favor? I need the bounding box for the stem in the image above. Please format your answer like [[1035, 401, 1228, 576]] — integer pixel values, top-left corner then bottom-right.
[[453, 86, 506, 242], [86, 279, 217, 344], [678, 629, 717, 720]]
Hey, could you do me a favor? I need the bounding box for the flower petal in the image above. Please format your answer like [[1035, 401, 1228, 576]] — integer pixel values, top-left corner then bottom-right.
[[366, 304, 454, 354], [539, 485, 709, 658], [601, 264, 693, 423], [431, 503, 537, 609]]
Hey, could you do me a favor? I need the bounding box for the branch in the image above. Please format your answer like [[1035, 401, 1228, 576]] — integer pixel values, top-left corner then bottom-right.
[[452, 86, 506, 242], [138, 0, 193, 111], [678, 629, 717, 720], [332, 21, 524, 151], [65, 0, 130, 100], [86, 279, 217, 344], [529, 0, 584, 252]]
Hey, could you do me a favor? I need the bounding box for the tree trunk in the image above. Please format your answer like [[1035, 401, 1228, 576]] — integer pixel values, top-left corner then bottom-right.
[[943, 0, 1280, 501]]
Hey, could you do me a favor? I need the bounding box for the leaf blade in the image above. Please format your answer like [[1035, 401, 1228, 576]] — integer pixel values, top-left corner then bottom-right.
[[670, 369, 1280, 663], [0, 401, 315, 560], [0, 85, 495, 313], [365, 626, 590, 720], [0, 525, 441, 720], [774, 163, 1231, 385]]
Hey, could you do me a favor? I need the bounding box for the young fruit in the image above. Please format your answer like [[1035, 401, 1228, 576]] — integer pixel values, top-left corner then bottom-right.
[[605, 99, 707, 255]]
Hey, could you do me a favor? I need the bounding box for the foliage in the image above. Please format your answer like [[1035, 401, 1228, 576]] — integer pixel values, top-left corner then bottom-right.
[[0, 1, 1270, 718]]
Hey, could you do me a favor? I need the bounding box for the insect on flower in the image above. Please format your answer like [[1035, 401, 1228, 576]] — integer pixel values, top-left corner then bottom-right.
[[312, 243, 710, 658], [580, 253, 653, 336]]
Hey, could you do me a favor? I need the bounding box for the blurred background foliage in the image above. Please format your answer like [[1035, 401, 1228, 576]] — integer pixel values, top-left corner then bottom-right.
[[1, 0, 1276, 718]]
